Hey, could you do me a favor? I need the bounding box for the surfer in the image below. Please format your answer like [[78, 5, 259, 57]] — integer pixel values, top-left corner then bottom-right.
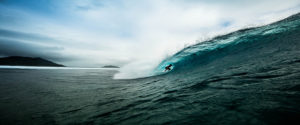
[[165, 64, 173, 72]]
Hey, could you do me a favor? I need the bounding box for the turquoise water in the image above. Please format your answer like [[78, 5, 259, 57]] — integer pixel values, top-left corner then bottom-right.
[[1, 13, 300, 125]]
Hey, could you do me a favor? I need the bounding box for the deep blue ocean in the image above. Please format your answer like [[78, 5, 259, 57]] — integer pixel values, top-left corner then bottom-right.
[[1, 13, 300, 125]]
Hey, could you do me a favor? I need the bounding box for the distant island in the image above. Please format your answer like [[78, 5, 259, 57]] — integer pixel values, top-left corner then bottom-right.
[[0, 56, 65, 67], [102, 65, 120, 68]]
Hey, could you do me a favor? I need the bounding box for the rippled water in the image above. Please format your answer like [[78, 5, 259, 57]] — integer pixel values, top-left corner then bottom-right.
[[0, 60, 300, 125]]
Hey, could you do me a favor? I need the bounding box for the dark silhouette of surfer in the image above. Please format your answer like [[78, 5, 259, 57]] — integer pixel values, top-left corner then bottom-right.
[[165, 64, 172, 72]]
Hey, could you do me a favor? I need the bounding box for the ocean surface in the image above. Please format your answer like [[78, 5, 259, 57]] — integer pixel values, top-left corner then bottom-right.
[[1, 13, 300, 125]]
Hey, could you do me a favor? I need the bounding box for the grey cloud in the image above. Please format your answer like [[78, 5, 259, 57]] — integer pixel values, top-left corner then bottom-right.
[[75, 0, 111, 11], [0, 28, 59, 44], [0, 29, 108, 67], [0, 28, 69, 62], [0, 37, 72, 63]]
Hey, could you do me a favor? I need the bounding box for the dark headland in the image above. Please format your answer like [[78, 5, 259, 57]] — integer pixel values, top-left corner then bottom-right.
[[0, 56, 65, 67], [102, 65, 120, 68]]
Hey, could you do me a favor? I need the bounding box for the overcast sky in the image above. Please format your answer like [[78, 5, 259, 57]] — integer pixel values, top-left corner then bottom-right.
[[0, 0, 300, 78]]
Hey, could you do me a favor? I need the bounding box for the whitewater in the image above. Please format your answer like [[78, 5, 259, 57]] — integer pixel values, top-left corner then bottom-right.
[[0, 13, 300, 125]]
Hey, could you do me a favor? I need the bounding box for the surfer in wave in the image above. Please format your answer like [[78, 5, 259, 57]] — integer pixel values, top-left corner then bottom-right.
[[165, 64, 173, 72]]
